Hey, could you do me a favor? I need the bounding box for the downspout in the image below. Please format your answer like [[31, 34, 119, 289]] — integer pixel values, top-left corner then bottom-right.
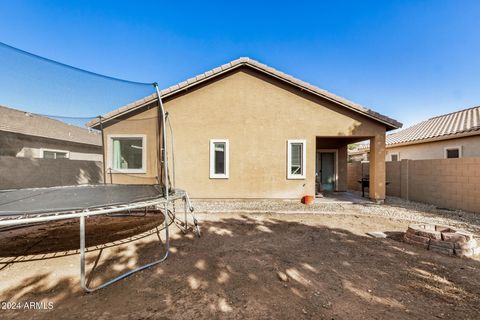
[[154, 83, 169, 200], [166, 113, 176, 190], [98, 116, 107, 184]]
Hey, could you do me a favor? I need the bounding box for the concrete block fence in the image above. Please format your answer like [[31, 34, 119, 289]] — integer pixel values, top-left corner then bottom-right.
[[348, 157, 480, 213], [0, 156, 103, 189]]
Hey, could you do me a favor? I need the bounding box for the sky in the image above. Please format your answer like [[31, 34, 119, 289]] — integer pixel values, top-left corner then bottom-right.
[[0, 0, 479, 128]]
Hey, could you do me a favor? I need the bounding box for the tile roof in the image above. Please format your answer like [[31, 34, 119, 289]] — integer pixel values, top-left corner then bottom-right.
[[349, 106, 480, 153], [387, 106, 480, 146], [0, 105, 102, 146], [88, 57, 402, 129], [348, 143, 370, 155]]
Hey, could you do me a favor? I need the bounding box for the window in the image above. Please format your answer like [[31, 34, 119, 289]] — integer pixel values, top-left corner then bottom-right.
[[109, 135, 146, 173], [445, 146, 461, 159], [390, 153, 399, 161], [210, 139, 229, 178], [42, 149, 69, 159], [287, 139, 306, 179]]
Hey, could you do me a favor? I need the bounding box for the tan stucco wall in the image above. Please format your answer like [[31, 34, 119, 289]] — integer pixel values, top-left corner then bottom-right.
[[386, 135, 480, 160], [102, 106, 159, 185], [337, 145, 348, 191], [164, 69, 386, 198], [103, 68, 388, 198]]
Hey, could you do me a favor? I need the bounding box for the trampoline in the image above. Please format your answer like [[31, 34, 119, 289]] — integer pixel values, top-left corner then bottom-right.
[[0, 184, 199, 292], [0, 42, 200, 293]]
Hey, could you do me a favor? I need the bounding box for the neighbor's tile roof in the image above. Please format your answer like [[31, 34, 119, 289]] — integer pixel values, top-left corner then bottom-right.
[[0, 105, 102, 146], [350, 106, 480, 152], [88, 57, 402, 129], [387, 106, 480, 146]]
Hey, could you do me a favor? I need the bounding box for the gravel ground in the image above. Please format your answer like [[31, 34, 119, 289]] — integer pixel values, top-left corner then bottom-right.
[[191, 193, 480, 234]]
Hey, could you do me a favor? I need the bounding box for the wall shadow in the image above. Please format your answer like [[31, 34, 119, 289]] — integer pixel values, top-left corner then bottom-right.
[[1, 214, 479, 319]]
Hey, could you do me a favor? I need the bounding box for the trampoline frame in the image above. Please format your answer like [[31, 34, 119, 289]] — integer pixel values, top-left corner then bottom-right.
[[0, 74, 199, 292], [0, 188, 198, 292]]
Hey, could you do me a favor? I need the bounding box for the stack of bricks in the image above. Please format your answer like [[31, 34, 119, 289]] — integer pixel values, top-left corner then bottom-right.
[[404, 224, 479, 257]]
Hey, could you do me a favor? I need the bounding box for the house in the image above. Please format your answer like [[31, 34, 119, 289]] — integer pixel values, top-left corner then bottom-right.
[[348, 143, 370, 162], [348, 106, 480, 161], [88, 57, 401, 201], [0, 105, 102, 160]]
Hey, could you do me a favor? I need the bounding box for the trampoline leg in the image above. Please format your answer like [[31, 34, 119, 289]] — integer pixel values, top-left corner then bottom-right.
[[184, 197, 188, 233], [80, 215, 87, 290], [79, 203, 170, 293], [184, 192, 200, 237]]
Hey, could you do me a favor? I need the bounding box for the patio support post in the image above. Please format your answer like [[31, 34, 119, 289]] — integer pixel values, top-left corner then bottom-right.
[[369, 132, 386, 203]]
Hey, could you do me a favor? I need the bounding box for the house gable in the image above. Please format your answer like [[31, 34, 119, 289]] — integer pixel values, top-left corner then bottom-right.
[[164, 67, 387, 138], [89, 58, 401, 131]]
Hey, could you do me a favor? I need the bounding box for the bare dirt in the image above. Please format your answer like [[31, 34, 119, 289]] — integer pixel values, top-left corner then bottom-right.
[[0, 212, 479, 319]]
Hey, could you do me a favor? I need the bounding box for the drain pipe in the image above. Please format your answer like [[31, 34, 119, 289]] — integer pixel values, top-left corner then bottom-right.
[[98, 116, 107, 184], [166, 113, 176, 190]]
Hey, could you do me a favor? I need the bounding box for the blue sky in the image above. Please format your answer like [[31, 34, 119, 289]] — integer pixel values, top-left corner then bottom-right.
[[0, 0, 479, 127]]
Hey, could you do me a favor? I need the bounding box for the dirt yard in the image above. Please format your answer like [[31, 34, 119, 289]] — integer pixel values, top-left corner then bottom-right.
[[0, 210, 479, 319]]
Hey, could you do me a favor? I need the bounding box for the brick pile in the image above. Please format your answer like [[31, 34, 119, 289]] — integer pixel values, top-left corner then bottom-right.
[[404, 224, 479, 257]]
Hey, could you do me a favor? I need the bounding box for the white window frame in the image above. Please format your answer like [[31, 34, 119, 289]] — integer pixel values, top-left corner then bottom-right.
[[390, 152, 400, 161], [210, 139, 229, 179], [108, 134, 147, 174], [444, 146, 462, 159], [41, 148, 70, 159], [287, 139, 307, 180]]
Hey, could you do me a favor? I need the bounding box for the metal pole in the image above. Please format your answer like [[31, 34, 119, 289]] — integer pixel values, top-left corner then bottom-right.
[[77, 200, 172, 293], [183, 196, 188, 233], [154, 83, 169, 201], [80, 214, 87, 290]]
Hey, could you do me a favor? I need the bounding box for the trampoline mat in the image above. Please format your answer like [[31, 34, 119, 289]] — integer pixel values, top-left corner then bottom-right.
[[0, 184, 164, 216]]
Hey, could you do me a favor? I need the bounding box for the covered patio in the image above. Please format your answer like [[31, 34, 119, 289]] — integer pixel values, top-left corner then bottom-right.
[[315, 135, 386, 203]]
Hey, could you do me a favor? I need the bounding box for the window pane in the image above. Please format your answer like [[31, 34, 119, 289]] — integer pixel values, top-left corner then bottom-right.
[[112, 138, 143, 169], [290, 143, 303, 175], [56, 152, 68, 159], [43, 151, 55, 159], [446, 149, 459, 158], [214, 142, 225, 174], [391, 154, 398, 161]]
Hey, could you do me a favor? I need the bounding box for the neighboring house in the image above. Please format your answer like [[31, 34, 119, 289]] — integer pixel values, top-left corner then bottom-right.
[[349, 106, 480, 162], [88, 57, 401, 201], [348, 144, 370, 162], [0, 105, 102, 161]]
